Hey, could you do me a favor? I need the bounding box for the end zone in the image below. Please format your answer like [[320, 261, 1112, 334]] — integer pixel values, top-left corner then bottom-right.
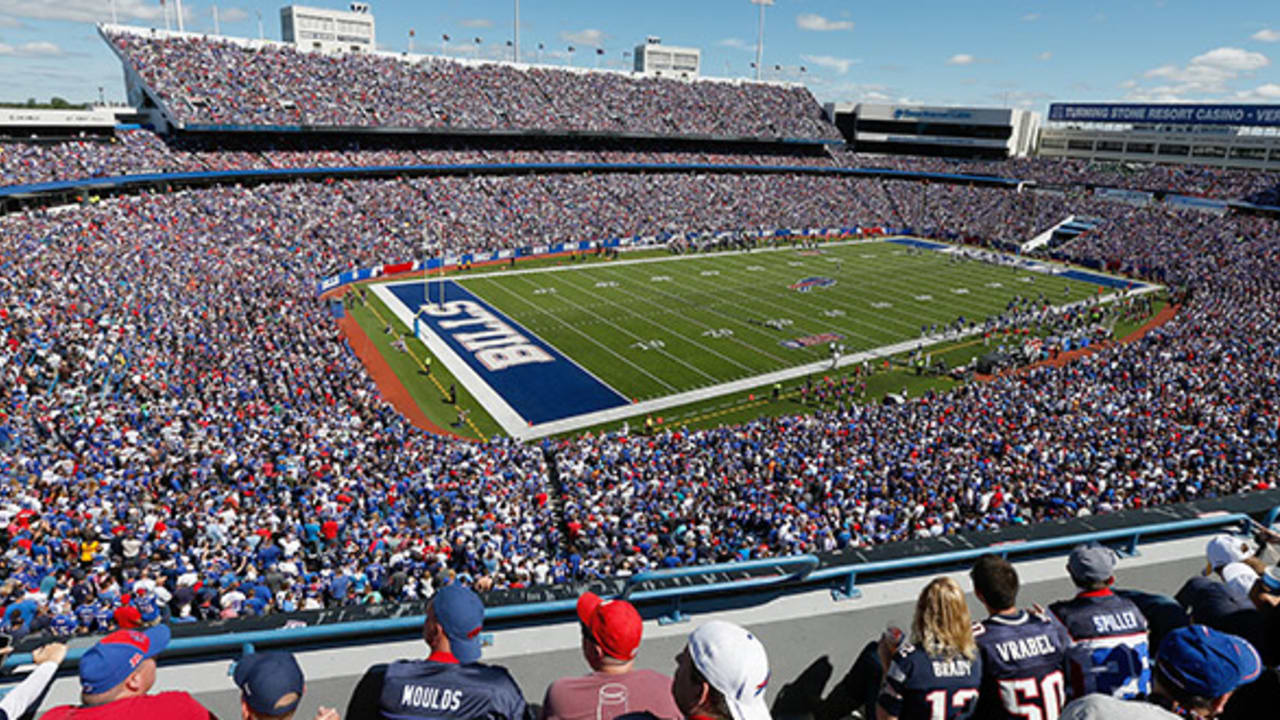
[[375, 280, 630, 438]]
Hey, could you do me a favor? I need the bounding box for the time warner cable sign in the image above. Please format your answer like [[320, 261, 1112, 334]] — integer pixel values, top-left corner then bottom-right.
[[1049, 103, 1280, 127]]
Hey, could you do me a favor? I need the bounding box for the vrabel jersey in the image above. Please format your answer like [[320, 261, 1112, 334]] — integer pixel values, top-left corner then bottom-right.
[[1049, 589, 1150, 701], [878, 642, 982, 720], [376, 659, 529, 720], [973, 610, 1071, 720]]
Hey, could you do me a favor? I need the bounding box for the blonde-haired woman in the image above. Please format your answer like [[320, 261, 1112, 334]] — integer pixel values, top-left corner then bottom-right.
[[876, 576, 982, 720]]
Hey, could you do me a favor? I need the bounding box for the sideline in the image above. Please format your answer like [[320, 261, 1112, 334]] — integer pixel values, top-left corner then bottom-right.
[[336, 298, 479, 441]]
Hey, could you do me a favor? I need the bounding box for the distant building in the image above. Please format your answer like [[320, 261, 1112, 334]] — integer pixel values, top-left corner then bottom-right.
[[826, 103, 1039, 159], [280, 3, 375, 53], [633, 36, 699, 78], [1038, 103, 1280, 170]]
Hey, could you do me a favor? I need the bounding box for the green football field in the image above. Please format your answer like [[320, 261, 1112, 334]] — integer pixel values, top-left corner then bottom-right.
[[448, 239, 1107, 403]]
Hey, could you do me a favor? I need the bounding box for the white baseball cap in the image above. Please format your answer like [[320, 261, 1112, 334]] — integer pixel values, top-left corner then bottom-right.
[[688, 621, 771, 720], [1206, 535, 1254, 571], [1221, 562, 1260, 603]]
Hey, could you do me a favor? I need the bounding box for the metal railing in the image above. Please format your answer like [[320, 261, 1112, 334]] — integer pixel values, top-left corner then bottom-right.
[[0, 510, 1259, 671]]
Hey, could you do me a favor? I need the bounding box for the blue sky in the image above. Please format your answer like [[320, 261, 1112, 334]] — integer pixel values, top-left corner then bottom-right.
[[0, 0, 1278, 110]]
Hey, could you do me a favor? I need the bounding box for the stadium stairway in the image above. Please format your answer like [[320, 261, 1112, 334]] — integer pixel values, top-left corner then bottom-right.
[[1023, 215, 1106, 253], [7, 523, 1265, 719]]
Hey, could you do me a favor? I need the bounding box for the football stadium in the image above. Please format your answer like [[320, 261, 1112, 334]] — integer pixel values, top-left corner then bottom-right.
[[1, 3, 1280, 719]]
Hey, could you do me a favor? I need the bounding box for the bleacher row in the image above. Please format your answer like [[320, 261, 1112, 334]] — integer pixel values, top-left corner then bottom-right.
[[105, 30, 839, 140], [6, 127, 1280, 209]]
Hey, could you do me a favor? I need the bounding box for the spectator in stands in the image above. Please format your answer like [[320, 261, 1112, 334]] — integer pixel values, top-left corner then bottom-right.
[[40, 625, 214, 719], [0, 642, 67, 720], [234, 650, 340, 720], [1049, 544, 1151, 702], [969, 554, 1071, 720], [1060, 625, 1261, 720], [540, 592, 680, 720], [345, 584, 529, 720], [670, 620, 770, 720], [876, 576, 982, 720]]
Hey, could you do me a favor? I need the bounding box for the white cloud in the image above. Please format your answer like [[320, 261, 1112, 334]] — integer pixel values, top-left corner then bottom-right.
[[1191, 46, 1269, 72], [220, 8, 249, 24], [1022, 13, 1040, 22], [0, 14, 21, 28], [718, 37, 751, 50], [0, 40, 62, 56], [461, 18, 494, 29], [560, 28, 605, 47], [1135, 46, 1270, 99], [0, 0, 166, 23], [1235, 83, 1280, 100], [796, 13, 854, 32], [946, 53, 975, 66], [1252, 29, 1280, 42], [1038, 51, 1052, 61], [801, 54, 858, 74]]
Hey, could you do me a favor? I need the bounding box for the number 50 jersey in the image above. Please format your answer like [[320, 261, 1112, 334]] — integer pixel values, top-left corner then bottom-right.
[[973, 610, 1071, 720]]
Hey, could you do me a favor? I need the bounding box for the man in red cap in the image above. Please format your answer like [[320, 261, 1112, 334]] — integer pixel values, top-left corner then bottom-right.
[[540, 592, 680, 720]]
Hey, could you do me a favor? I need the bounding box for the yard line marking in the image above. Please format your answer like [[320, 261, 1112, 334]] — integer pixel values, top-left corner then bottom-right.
[[596, 266, 793, 366], [511, 274, 723, 384], [555, 272, 758, 376]]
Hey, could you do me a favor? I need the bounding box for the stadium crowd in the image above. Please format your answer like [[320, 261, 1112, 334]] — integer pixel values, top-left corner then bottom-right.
[[833, 150, 1280, 202], [105, 31, 838, 140], [0, 165, 1274, 637], [0, 129, 840, 188]]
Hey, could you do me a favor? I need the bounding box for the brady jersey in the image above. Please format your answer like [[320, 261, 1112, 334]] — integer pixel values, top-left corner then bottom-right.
[[973, 610, 1070, 720], [364, 659, 529, 720], [878, 642, 982, 720], [1049, 589, 1150, 700]]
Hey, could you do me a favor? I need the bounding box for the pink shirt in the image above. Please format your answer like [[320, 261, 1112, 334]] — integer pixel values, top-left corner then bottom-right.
[[541, 669, 680, 720]]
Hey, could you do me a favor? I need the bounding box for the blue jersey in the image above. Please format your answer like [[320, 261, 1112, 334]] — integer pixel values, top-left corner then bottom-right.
[[878, 642, 982, 720], [94, 604, 115, 631], [50, 612, 77, 637], [1049, 589, 1150, 701], [76, 603, 97, 630], [348, 658, 529, 720], [134, 594, 160, 622], [974, 610, 1071, 720]]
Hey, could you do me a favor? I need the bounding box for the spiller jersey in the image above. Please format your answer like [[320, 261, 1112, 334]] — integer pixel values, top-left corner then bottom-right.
[[973, 610, 1071, 720], [877, 642, 982, 720], [1048, 588, 1150, 701]]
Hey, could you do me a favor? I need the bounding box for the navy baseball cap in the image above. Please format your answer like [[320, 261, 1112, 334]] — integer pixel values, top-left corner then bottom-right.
[[79, 626, 171, 695], [1157, 625, 1261, 698], [235, 651, 305, 717], [432, 584, 484, 663]]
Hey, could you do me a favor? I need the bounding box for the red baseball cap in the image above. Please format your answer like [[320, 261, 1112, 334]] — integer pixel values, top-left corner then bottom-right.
[[577, 592, 642, 661]]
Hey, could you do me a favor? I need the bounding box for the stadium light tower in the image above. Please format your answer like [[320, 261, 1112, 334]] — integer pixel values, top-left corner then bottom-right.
[[514, 0, 520, 62], [751, 0, 773, 81]]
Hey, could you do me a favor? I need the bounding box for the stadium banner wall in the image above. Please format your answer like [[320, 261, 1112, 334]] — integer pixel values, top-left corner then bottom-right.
[[1049, 103, 1280, 127], [1165, 194, 1230, 214], [1095, 187, 1153, 207]]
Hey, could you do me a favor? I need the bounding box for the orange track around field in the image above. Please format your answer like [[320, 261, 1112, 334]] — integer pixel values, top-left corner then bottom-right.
[[974, 303, 1179, 381], [336, 304, 474, 441]]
